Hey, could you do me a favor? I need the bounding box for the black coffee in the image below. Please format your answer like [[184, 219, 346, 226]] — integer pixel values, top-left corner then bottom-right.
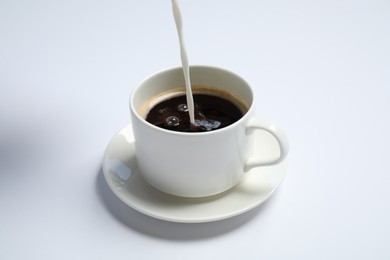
[[146, 93, 244, 132]]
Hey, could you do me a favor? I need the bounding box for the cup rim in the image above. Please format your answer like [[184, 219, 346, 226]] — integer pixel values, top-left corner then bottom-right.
[[129, 65, 255, 136]]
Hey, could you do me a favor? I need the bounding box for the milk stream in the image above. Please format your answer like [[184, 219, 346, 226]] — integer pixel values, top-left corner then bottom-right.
[[171, 0, 195, 125]]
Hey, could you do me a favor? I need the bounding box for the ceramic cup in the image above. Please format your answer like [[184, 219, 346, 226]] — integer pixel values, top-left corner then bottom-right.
[[130, 65, 289, 198]]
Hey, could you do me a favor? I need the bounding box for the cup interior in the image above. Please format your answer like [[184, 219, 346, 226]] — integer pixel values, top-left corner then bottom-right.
[[131, 66, 254, 121]]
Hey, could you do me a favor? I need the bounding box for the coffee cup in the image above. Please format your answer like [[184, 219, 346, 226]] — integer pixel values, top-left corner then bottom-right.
[[130, 65, 288, 198]]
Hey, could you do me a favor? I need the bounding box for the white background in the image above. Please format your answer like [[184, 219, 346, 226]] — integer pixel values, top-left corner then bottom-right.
[[1, 0, 390, 259]]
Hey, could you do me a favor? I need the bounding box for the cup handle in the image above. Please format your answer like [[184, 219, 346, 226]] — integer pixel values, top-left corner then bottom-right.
[[245, 118, 289, 170]]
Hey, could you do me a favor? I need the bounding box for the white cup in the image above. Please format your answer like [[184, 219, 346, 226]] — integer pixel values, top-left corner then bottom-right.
[[130, 66, 289, 198]]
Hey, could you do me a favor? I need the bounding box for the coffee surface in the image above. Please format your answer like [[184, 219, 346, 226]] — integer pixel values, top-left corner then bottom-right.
[[146, 93, 243, 132]]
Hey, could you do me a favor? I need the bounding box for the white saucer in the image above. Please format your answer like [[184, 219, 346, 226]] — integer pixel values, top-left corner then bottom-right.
[[103, 123, 288, 223]]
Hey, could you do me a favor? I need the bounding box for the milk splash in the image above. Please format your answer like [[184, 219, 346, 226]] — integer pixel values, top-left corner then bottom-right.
[[171, 0, 195, 125]]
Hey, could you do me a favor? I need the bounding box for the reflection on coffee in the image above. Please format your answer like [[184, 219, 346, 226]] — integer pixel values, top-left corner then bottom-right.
[[145, 88, 247, 132]]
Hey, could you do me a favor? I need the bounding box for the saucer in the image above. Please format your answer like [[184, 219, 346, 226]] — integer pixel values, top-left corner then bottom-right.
[[103, 123, 288, 223]]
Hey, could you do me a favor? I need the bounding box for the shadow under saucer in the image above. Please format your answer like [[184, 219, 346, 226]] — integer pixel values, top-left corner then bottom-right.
[[95, 168, 278, 241]]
